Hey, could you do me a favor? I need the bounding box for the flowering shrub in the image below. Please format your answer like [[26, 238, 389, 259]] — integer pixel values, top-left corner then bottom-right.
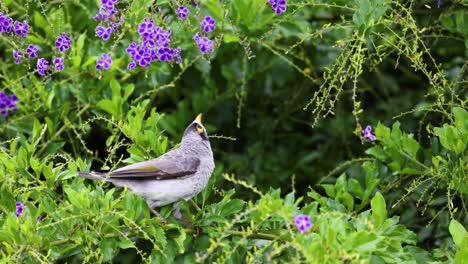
[[0, 0, 466, 262]]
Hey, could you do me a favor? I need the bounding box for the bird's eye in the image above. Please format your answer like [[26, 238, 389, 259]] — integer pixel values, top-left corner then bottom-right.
[[196, 125, 204, 134]]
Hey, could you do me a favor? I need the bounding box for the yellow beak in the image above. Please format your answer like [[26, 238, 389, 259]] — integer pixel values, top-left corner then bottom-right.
[[195, 113, 203, 124]]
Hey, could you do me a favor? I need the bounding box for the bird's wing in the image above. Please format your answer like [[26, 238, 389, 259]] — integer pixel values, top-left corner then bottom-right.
[[106, 151, 200, 180]]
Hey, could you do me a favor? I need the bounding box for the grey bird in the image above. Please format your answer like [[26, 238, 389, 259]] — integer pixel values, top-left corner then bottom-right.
[[78, 114, 214, 222]]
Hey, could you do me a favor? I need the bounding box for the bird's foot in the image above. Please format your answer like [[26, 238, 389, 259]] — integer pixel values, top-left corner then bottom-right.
[[149, 207, 168, 225], [194, 226, 203, 236], [174, 214, 191, 225]]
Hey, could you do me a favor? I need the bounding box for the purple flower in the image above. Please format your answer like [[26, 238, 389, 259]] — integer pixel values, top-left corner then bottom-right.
[[0, 13, 13, 33], [152, 27, 171, 48], [127, 61, 136, 70], [101, 0, 117, 7], [15, 202, 25, 217], [111, 16, 125, 30], [37, 58, 49, 76], [96, 53, 112, 71], [437, 0, 443, 7], [126, 42, 139, 57], [138, 18, 154, 39], [268, 0, 287, 15], [55, 32, 71, 52], [0, 91, 18, 117], [176, 6, 189, 19], [14, 21, 29, 37], [200, 16, 215, 33], [174, 47, 181, 64], [95, 26, 113, 41], [25, 44, 38, 58], [13, 50, 22, 64], [135, 47, 152, 66], [126, 44, 151, 67], [54, 57, 64, 71], [194, 34, 214, 54], [157, 47, 175, 62], [363, 125, 377, 141], [94, 5, 117, 21], [294, 215, 312, 233], [36, 215, 43, 222]]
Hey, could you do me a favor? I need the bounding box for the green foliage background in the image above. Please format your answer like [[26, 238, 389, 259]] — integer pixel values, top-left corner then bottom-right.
[[0, 0, 467, 263]]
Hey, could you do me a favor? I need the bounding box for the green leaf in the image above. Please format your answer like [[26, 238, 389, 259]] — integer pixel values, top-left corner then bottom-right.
[[455, 246, 468, 264], [371, 192, 386, 226], [118, 238, 136, 249], [97, 99, 116, 116], [34, 11, 51, 36], [366, 146, 387, 160], [220, 199, 245, 217], [64, 188, 81, 209], [321, 184, 335, 197], [449, 219, 467, 247], [434, 125, 467, 154], [453, 107, 468, 132], [100, 238, 117, 261]]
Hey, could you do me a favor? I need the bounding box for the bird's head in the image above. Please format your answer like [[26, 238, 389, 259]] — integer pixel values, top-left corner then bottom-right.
[[181, 113, 210, 147]]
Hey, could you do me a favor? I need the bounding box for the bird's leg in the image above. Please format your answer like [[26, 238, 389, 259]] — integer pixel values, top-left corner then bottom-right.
[[149, 207, 168, 224], [172, 202, 191, 224]]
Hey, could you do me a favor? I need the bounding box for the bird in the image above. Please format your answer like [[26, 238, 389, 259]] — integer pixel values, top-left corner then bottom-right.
[[78, 114, 214, 223]]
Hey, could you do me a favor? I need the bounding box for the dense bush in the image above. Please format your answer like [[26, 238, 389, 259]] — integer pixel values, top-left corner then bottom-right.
[[0, 0, 466, 263]]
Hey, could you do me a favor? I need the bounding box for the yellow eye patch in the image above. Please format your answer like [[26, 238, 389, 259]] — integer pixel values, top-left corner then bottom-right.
[[197, 126, 204, 134]]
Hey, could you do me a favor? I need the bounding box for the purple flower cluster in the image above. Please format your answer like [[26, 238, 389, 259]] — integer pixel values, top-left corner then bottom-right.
[[15, 202, 42, 221], [294, 214, 312, 233], [96, 26, 113, 41], [37, 58, 49, 76], [192, 15, 216, 54], [0, 13, 13, 33], [0, 91, 18, 117], [94, 0, 123, 41], [124, 18, 181, 69], [26, 44, 38, 58], [268, 0, 287, 15], [13, 50, 22, 64], [15, 202, 25, 217], [201, 16, 216, 33], [363, 125, 377, 141], [176, 6, 189, 20], [193, 34, 213, 54], [55, 32, 71, 53], [12, 44, 39, 64], [96, 53, 112, 71], [14, 21, 29, 37], [54, 57, 65, 71], [2, 10, 68, 76]]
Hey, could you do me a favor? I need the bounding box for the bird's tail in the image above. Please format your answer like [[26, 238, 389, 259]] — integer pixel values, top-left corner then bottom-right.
[[78, 171, 108, 181]]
